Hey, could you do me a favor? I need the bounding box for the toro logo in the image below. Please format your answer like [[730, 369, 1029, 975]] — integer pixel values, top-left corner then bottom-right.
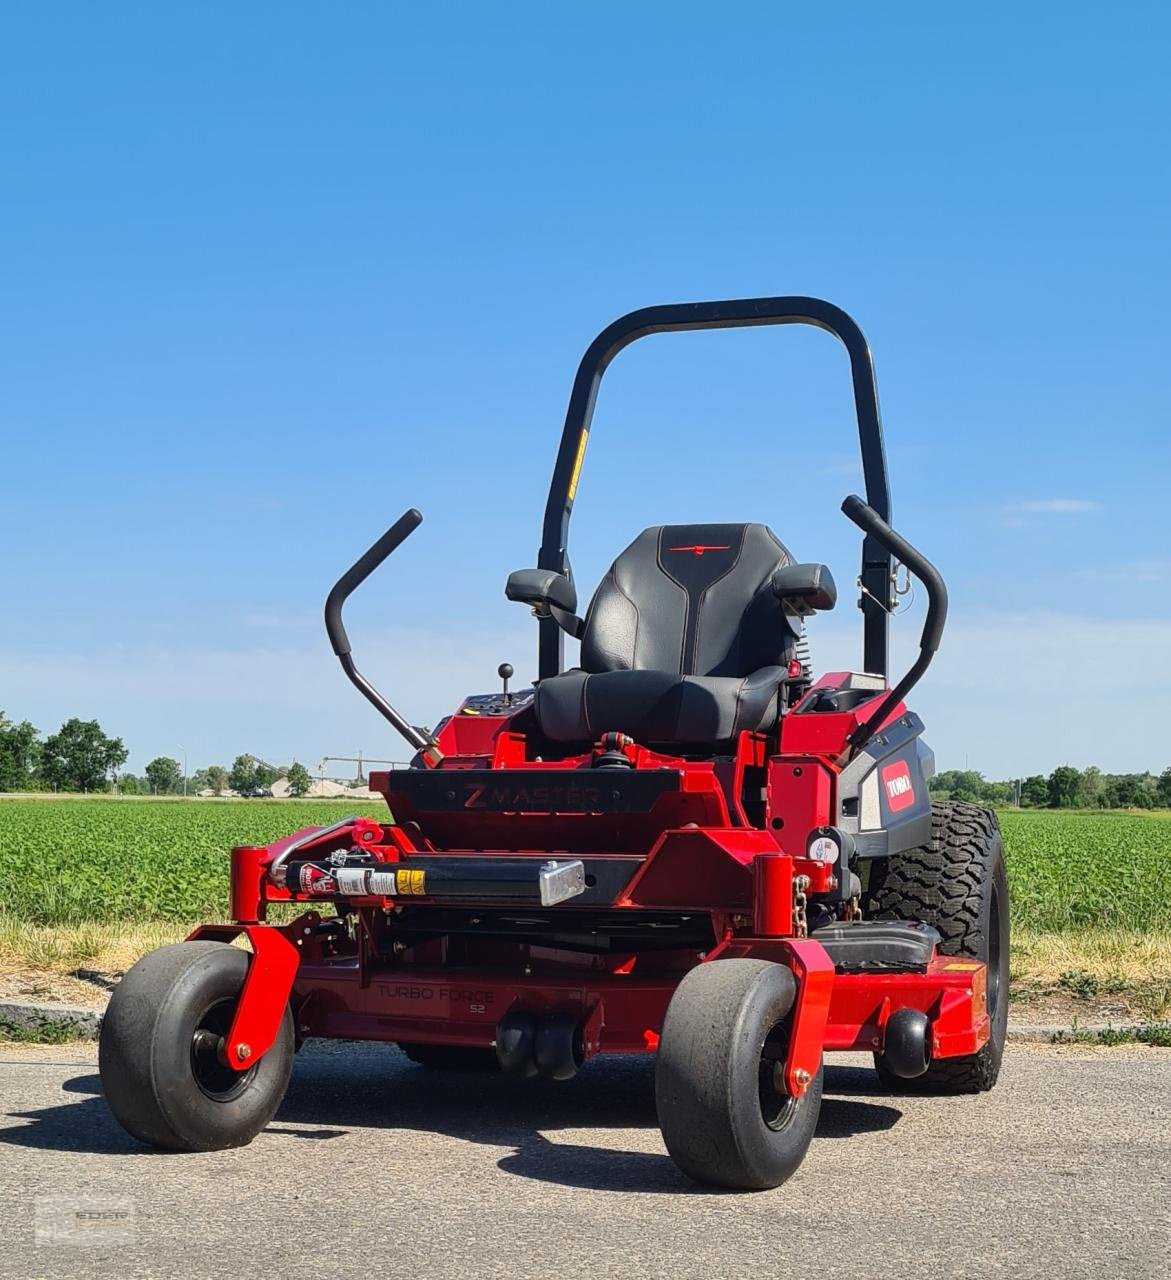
[[881, 760, 916, 812]]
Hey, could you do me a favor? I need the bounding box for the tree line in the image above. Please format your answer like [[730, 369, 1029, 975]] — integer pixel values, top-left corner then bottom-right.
[[5, 709, 1171, 809], [931, 766, 1171, 810], [0, 712, 315, 797]]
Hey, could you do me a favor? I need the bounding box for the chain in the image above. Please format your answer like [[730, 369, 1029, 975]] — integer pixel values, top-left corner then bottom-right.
[[847, 893, 863, 922], [794, 876, 809, 939]]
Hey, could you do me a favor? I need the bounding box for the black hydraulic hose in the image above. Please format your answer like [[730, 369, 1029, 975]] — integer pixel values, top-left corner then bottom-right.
[[323, 508, 436, 757], [839, 495, 948, 756]]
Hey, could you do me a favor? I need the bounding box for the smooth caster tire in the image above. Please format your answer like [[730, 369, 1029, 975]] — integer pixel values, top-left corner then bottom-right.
[[99, 941, 294, 1151], [655, 959, 822, 1190]]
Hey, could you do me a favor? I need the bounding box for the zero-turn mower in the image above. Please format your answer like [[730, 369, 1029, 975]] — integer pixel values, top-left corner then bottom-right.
[[99, 297, 1008, 1189]]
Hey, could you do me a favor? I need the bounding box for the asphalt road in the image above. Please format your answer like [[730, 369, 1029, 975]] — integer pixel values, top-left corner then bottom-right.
[[0, 1041, 1167, 1280]]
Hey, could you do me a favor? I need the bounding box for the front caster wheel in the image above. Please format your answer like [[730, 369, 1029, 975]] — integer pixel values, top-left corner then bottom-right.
[[99, 941, 294, 1151], [655, 959, 823, 1190]]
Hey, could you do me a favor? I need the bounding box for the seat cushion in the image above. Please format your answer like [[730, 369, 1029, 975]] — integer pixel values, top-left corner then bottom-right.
[[534, 666, 785, 746]]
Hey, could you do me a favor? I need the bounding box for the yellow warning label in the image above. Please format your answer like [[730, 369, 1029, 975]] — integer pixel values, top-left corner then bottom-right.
[[942, 961, 982, 971], [567, 429, 589, 502], [397, 868, 426, 896]]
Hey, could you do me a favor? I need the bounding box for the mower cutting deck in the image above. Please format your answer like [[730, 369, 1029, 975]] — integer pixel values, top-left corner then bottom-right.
[[99, 297, 1008, 1189]]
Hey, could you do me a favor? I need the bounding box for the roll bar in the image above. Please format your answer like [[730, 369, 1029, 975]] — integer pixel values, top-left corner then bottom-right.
[[536, 297, 893, 680]]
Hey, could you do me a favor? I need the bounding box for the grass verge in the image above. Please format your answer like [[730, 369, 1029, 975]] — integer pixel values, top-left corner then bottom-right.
[[0, 1017, 90, 1045]]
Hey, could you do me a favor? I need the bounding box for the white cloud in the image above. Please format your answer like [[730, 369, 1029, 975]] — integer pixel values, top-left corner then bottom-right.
[[1074, 560, 1171, 584], [803, 610, 1171, 776], [1004, 499, 1100, 514], [0, 625, 533, 773]]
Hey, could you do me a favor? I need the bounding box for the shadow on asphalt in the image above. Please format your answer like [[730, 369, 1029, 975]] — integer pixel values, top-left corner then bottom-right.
[[0, 1050, 902, 1191]]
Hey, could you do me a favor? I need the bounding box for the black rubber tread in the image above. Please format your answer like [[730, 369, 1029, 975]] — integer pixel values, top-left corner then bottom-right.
[[655, 958, 822, 1190], [864, 800, 1009, 1093], [99, 941, 294, 1150], [398, 1042, 500, 1072]]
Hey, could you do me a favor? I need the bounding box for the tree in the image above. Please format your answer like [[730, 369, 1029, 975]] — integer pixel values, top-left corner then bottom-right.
[[229, 755, 258, 795], [117, 774, 142, 795], [39, 718, 127, 792], [0, 712, 40, 791], [1157, 767, 1171, 808], [1020, 775, 1048, 808], [1078, 766, 1105, 809], [286, 761, 312, 797], [206, 765, 228, 796], [929, 769, 986, 801], [1105, 773, 1155, 810], [981, 780, 1014, 806], [145, 756, 182, 795], [254, 763, 280, 788], [1047, 765, 1082, 809]]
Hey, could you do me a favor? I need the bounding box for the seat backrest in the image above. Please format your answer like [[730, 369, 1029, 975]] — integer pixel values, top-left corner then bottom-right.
[[580, 523, 801, 678]]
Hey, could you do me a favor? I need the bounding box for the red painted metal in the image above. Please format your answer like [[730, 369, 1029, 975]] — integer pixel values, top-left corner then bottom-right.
[[780, 938, 836, 1095], [292, 959, 682, 1055], [229, 846, 267, 924], [752, 853, 794, 935], [781, 672, 906, 757], [202, 679, 990, 1085], [282, 948, 986, 1064], [620, 827, 777, 910], [187, 921, 302, 1070], [765, 757, 833, 853]]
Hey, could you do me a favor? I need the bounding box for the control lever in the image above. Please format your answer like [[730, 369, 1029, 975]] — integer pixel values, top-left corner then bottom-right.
[[498, 662, 514, 706]]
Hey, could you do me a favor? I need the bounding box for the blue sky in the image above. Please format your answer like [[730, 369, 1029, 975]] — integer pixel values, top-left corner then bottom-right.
[[2, 3, 1169, 778]]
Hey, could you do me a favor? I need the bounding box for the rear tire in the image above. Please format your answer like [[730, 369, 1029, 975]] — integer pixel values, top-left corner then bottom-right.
[[864, 801, 1009, 1093], [99, 941, 294, 1150], [398, 1042, 500, 1072], [655, 959, 822, 1190]]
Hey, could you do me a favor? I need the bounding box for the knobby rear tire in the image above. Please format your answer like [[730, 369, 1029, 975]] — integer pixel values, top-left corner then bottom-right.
[[864, 800, 1010, 1093]]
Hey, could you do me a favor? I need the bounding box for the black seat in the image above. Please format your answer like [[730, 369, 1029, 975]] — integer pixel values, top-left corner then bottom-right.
[[534, 523, 805, 747]]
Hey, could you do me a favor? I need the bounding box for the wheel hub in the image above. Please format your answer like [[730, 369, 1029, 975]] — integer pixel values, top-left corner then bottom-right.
[[190, 999, 256, 1102]]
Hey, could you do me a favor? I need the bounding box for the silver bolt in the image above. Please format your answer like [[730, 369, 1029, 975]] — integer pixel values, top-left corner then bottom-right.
[[235, 1043, 252, 1062]]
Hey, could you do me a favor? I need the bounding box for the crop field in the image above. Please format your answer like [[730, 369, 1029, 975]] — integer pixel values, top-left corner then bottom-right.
[[0, 797, 384, 925], [997, 809, 1171, 933], [1, 796, 1168, 932]]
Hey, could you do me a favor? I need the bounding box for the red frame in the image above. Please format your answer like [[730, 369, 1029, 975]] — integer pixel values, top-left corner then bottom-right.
[[198, 687, 989, 1082]]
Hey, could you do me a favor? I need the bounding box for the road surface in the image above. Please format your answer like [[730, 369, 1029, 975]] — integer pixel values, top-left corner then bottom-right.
[[0, 1041, 1167, 1278]]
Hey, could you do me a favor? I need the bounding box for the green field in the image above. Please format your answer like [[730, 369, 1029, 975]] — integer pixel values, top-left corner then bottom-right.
[[1, 796, 1168, 932], [997, 809, 1171, 932], [0, 797, 384, 924]]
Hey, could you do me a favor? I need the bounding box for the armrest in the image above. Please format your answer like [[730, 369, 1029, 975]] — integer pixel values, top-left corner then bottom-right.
[[772, 563, 837, 613], [505, 568, 578, 615]]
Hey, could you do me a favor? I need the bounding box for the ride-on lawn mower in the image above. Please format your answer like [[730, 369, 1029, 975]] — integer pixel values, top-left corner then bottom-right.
[[100, 297, 1009, 1190]]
